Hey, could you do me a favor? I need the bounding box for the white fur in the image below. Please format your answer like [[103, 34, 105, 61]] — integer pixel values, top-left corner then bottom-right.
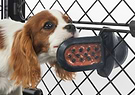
[[0, 10, 77, 95], [0, 19, 24, 94]]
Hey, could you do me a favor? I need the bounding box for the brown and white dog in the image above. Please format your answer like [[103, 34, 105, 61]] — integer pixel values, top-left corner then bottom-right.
[[0, 10, 77, 95]]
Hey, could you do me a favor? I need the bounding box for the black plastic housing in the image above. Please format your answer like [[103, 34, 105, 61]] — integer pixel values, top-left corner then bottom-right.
[[57, 36, 104, 72], [97, 30, 128, 77], [23, 88, 43, 95], [129, 20, 135, 37]]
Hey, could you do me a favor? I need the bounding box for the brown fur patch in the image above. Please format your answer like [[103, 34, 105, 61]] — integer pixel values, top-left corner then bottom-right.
[[49, 61, 76, 80], [0, 27, 5, 49], [63, 14, 72, 23], [10, 29, 41, 88]]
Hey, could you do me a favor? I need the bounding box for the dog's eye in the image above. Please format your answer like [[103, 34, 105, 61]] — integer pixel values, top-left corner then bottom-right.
[[43, 21, 54, 30]]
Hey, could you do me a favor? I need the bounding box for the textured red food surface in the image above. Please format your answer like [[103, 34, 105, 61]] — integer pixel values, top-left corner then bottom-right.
[[65, 44, 101, 66]]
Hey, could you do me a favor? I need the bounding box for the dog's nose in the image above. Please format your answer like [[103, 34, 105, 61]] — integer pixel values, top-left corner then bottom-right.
[[64, 24, 76, 34]]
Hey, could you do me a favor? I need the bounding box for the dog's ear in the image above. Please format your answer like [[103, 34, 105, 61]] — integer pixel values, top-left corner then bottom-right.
[[49, 61, 76, 80], [9, 25, 41, 88]]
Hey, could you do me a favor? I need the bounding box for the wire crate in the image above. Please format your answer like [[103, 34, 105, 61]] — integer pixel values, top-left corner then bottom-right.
[[2, 0, 135, 95]]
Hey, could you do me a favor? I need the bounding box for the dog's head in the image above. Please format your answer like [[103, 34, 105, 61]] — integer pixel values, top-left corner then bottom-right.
[[29, 10, 77, 63], [9, 10, 77, 88]]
